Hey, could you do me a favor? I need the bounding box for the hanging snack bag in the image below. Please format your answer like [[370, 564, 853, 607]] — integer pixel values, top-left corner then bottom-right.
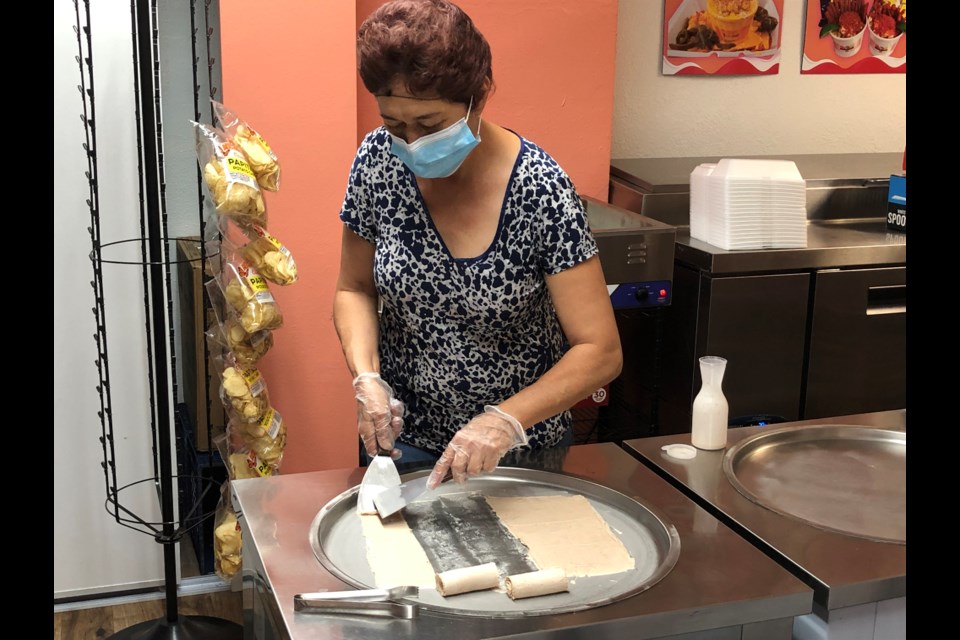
[[228, 448, 275, 480], [212, 100, 281, 191], [192, 121, 267, 226], [213, 483, 243, 581], [214, 351, 270, 424], [229, 405, 287, 472], [221, 217, 298, 286], [205, 266, 276, 365], [215, 432, 276, 480], [208, 247, 284, 335], [207, 317, 274, 366]]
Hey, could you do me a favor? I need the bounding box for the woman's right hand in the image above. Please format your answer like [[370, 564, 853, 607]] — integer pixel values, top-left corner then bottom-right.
[[353, 372, 404, 458]]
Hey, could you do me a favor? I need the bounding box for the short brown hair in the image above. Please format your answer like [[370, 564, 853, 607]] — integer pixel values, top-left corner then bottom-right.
[[357, 0, 493, 105]]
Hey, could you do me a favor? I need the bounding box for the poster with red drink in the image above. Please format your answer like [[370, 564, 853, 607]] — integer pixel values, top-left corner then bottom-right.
[[801, 0, 906, 74], [661, 0, 784, 76]]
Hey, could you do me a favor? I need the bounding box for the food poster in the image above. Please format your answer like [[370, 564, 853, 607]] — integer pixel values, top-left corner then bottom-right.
[[661, 0, 784, 75], [801, 0, 906, 74]]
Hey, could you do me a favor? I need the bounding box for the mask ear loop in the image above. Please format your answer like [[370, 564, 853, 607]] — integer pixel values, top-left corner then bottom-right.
[[466, 97, 482, 141]]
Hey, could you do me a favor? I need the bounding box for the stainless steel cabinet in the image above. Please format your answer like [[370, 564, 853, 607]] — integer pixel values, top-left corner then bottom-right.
[[650, 263, 907, 436], [605, 154, 906, 439], [804, 267, 906, 418], [654, 265, 811, 435]]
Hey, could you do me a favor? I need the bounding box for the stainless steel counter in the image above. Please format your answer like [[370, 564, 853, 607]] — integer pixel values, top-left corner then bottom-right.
[[231, 442, 813, 639], [622, 410, 906, 620], [608, 152, 907, 275], [673, 220, 905, 275], [610, 153, 903, 194]]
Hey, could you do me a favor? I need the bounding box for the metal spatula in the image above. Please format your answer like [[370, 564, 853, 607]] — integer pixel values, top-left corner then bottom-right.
[[357, 447, 402, 517], [373, 469, 453, 519], [372, 476, 427, 519], [294, 586, 419, 619]]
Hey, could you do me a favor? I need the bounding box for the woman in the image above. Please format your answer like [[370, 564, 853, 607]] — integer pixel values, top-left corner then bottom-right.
[[334, 0, 622, 489]]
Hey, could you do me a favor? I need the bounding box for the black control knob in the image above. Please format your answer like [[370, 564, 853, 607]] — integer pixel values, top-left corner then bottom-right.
[[634, 288, 649, 301]]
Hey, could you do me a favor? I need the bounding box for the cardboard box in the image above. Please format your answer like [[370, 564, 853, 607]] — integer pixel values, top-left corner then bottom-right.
[[886, 174, 906, 233], [177, 238, 226, 450]]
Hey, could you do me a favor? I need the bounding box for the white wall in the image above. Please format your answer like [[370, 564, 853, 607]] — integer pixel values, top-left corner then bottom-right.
[[611, 0, 906, 158], [55, 0, 166, 599]]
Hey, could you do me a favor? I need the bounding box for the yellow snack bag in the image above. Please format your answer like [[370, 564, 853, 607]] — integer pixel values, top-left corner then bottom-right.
[[229, 406, 287, 471], [238, 223, 298, 286], [213, 100, 281, 191], [220, 218, 298, 287], [207, 317, 274, 366], [218, 258, 284, 334], [192, 120, 267, 226], [214, 352, 270, 425], [212, 484, 243, 581]]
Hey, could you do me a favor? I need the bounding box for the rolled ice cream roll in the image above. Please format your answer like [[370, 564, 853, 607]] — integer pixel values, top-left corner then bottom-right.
[[504, 567, 569, 600], [435, 562, 500, 596]]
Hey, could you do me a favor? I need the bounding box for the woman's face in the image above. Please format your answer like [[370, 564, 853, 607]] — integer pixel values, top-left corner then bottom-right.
[[375, 83, 471, 144]]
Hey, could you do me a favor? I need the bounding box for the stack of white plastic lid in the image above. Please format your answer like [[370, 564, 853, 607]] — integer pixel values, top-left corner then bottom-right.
[[689, 159, 807, 250]]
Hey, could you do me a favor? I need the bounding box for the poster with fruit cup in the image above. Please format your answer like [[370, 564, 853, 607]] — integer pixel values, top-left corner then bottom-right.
[[661, 0, 784, 75], [801, 0, 906, 74]]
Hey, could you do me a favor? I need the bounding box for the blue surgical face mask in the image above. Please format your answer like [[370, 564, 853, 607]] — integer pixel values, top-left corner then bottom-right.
[[389, 99, 481, 179]]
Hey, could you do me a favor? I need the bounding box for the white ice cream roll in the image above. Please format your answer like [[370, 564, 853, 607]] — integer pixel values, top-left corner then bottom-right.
[[435, 562, 500, 596], [504, 567, 569, 600]]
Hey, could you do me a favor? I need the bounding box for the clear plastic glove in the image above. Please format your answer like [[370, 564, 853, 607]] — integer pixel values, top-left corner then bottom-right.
[[428, 405, 528, 489], [353, 372, 405, 459]]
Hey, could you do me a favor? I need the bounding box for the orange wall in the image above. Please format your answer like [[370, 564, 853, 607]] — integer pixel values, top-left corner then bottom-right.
[[220, 2, 360, 473], [356, 0, 618, 200], [221, 1, 617, 473]]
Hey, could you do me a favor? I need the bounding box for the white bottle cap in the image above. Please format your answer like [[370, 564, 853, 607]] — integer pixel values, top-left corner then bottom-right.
[[661, 444, 698, 460]]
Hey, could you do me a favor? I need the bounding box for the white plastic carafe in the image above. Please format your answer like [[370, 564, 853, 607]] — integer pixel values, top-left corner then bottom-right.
[[691, 356, 729, 450]]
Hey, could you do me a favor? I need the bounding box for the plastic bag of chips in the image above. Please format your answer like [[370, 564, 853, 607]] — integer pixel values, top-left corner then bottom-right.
[[215, 432, 276, 481], [220, 217, 298, 286], [206, 317, 274, 366], [213, 482, 243, 581], [192, 120, 267, 226], [205, 279, 274, 366], [206, 243, 284, 335], [212, 100, 281, 192], [229, 406, 287, 472], [213, 351, 270, 425]]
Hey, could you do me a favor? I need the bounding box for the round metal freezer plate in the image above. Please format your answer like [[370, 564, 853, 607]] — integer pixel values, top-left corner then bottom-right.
[[723, 425, 906, 544], [308, 467, 681, 617]]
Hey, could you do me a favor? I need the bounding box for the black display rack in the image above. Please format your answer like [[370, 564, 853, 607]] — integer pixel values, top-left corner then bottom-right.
[[74, 0, 239, 637]]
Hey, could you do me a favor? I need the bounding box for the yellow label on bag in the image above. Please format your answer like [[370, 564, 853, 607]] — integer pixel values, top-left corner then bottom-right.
[[247, 274, 268, 291], [255, 132, 277, 160], [251, 223, 290, 255], [239, 365, 265, 396], [222, 153, 257, 187], [255, 456, 274, 477], [260, 407, 283, 440]]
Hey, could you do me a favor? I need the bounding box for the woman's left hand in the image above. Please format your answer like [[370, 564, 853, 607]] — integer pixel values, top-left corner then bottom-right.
[[428, 405, 528, 488]]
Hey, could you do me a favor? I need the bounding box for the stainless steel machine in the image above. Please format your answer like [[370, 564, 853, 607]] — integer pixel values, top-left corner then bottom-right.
[[581, 197, 677, 442], [583, 196, 676, 309], [231, 443, 814, 639], [623, 410, 906, 639], [607, 154, 906, 436]]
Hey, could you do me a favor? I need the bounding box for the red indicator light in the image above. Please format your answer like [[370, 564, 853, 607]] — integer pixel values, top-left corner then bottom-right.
[[659, 289, 667, 297]]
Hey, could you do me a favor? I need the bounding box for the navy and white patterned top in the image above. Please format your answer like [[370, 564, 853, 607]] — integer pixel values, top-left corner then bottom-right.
[[339, 127, 598, 455]]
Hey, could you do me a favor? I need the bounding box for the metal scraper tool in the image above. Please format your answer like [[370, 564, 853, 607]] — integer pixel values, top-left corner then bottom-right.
[[357, 447, 402, 517], [372, 476, 427, 519], [373, 470, 453, 519]]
